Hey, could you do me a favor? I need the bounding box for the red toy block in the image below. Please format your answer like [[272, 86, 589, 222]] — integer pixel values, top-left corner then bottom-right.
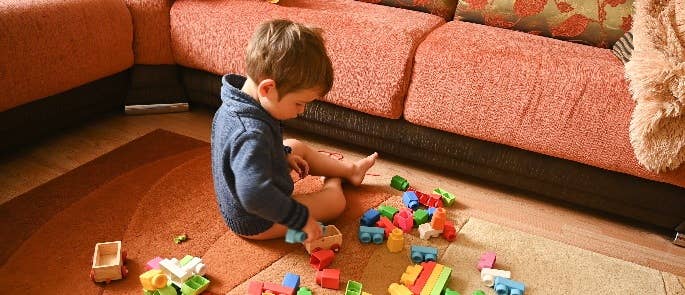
[[393, 209, 414, 233], [316, 268, 340, 290], [248, 281, 264, 295], [310, 249, 335, 270], [442, 221, 457, 242], [430, 208, 446, 231], [409, 261, 436, 295], [427, 194, 444, 208], [408, 188, 444, 208], [477, 252, 496, 271], [264, 282, 295, 295], [376, 216, 397, 238]]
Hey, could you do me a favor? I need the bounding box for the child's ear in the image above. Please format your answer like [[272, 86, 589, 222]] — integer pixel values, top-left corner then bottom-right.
[[257, 79, 277, 99]]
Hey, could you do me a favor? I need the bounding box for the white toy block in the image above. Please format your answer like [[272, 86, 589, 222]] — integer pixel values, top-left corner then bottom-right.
[[481, 268, 511, 287], [159, 258, 192, 285], [182, 256, 206, 276], [418, 223, 442, 240]]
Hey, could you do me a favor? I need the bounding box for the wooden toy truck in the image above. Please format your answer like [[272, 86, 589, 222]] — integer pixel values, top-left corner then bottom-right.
[[90, 240, 128, 283], [304, 225, 343, 254]]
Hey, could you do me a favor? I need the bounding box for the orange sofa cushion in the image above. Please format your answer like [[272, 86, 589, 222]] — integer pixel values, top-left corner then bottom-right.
[[0, 0, 134, 112], [170, 0, 444, 119], [405, 21, 685, 188], [123, 0, 175, 64]]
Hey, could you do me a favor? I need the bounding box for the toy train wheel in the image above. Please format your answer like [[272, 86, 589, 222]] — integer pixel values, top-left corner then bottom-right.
[[121, 250, 127, 262], [330, 244, 341, 252], [89, 269, 95, 282], [121, 265, 128, 278]]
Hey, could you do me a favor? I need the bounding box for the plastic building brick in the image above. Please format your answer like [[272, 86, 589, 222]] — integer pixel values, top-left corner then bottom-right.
[[427, 194, 443, 208], [418, 223, 442, 240], [400, 264, 423, 286], [388, 283, 413, 295], [145, 257, 163, 271], [283, 272, 301, 290], [90, 241, 127, 284], [179, 255, 194, 266], [376, 216, 398, 238], [174, 234, 188, 244], [181, 275, 210, 295], [346, 280, 363, 295], [472, 291, 486, 295], [316, 269, 341, 290], [391, 175, 410, 191], [140, 269, 168, 291], [393, 209, 414, 233], [481, 268, 511, 287], [297, 287, 312, 295], [310, 249, 335, 270], [360, 209, 381, 227], [286, 229, 307, 244], [493, 277, 525, 295], [477, 252, 496, 271], [386, 228, 404, 253], [430, 208, 446, 231], [408, 261, 436, 295], [304, 224, 343, 254], [419, 263, 444, 295], [444, 288, 461, 295], [159, 256, 206, 286], [428, 266, 452, 295], [379, 205, 399, 220], [144, 285, 177, 295], [264, 282, 296, 295], [402, 191, 420, 210], [359, 226, 385, 244], [413, 209, 429, 226], [427, 207, 437, 219], [410, 245, 438, 264], [433, 188, 456, 207], [442, 221, 457, 242]]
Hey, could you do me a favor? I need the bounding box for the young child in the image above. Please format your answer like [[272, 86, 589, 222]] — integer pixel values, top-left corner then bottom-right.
[[211, 19, 378, 243]]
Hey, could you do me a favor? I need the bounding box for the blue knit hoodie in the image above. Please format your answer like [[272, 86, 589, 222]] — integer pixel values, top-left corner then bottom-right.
[[211, 74, 309, 236]]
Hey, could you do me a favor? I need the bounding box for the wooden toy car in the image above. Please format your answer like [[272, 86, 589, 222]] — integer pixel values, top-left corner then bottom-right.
[[90, 240, 127, 283], [304, 225, 343, 254]]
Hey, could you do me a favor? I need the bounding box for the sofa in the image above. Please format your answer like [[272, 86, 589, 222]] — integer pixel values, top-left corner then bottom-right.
[[1, 0, 683, 236]]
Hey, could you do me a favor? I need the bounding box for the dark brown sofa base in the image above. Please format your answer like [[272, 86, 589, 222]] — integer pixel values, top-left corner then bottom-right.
[[181, 67, 685, 231]]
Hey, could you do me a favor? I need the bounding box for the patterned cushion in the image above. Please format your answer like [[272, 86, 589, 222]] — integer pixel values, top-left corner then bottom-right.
[[356, 0, 459, 20], [455, 0, 634, 48], [612, 31, 633, 63]]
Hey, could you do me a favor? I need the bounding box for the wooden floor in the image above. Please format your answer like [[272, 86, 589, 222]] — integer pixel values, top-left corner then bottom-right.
[[1, 107, 684, 280]]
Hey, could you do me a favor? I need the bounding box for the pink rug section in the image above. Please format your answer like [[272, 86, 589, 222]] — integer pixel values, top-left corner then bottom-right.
[[405, 21, 685, 188], [170, 0, 444, 119]]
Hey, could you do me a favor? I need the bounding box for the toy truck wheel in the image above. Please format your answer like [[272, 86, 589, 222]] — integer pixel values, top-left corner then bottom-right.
[[330, 244, 341, 252], [121, 250, 127, 262], [89, 269, 95, 282], [121, 265, 128, 278]]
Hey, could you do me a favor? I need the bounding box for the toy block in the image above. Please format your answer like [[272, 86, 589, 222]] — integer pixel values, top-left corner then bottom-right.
[[182, 256, 206, 276], [430, 208, 446, 231], [362, 292, 371, 295], [159, 257, 205, 286], [419, 263, 444, 295], [444, 288, 460, 295], [428, 266, 452, 295], [472, 291, 486, 295], [263, 282, 295, 295], [360, 209, 381, 226], [316, 269, 340, 290], [179, 255, 193, 266], [248, 281, 265, 295], [400, 264, 423, 286], [409, 261, 436, 295], [359, 226, 385, 244], [145, 257, 163, 270], [146, 285, 177, 295], [286, 229, 307, 244], [493, 277, 525, 295], [140, 269, 168, 291], [379, 205, 399, 220], [413, 209, 429, 226], [393, 209, 414, 233], [477, 252, 496, 271], [310, 249, 335, 270], [181, 275, 210, 295], [386, 228, 404, 253], [427, 194, 443, 208], [304, 224, 342, 254], [388, 283, 413, 295], [481, 268, 511, 287], [418, 223, 442, 240], [427, 207, 436, 219], [391, 175, 410, 191], [402, 191, 420, 210], [410, 245, 438, 264], [442, 221, 457, 242], [376, 216, 397, 237], [297, 287, 312, 295], [283, 273, 300, 290], [345, 280, 363, 295], [433, 188, 456, 207], [174, 234, 188, 244]]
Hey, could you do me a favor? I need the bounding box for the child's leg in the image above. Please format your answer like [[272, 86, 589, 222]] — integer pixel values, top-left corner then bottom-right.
[[238, 177, 345, 240], [284, 139, 377, 185]]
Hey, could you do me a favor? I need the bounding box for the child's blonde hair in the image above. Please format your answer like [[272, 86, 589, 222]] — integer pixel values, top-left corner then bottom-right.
[[245, 19, 334, 98]]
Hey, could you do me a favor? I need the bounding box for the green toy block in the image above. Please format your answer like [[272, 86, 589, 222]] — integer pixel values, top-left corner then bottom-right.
[[181, 275, 210, 295], [378, 205, 399, 220], [444, 288, 461, 295], [433, 188, 456, 207], [472, 291, 486, 295], [179, 255, 194, 266], [297, 287, 313, 295], [413, 209, 429, 226], [429, 266, 452, 295], [174, 234, 188, 244], [345, 280, 363, 295], [390, 175, 409, 191], [147, 285, 177, 295]]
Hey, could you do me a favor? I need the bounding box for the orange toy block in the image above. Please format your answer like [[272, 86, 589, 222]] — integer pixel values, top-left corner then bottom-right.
[[400, 264, 423, 286], [430, 208, 446, 231]]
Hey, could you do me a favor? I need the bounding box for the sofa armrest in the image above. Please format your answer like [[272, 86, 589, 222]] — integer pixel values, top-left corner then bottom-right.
[[123, 0, 175, 64]]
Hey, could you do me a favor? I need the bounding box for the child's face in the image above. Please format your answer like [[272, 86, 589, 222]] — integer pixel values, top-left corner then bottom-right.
[[258, 82, 320, 120]]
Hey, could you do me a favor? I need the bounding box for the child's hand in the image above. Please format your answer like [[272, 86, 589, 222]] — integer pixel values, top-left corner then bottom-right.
[[287, 154, 309, 179], [301, 217, 323, 243]]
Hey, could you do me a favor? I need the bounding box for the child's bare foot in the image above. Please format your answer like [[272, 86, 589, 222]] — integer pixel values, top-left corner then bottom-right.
[[349, 152, 378, 186]]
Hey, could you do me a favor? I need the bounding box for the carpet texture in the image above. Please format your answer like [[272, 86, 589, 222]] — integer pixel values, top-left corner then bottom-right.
[[2, 129, 683, 294]]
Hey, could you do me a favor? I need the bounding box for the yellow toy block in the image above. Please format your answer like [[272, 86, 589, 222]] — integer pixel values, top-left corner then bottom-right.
[[388, 283, 413, 295], [387, 228, 404, 253], [400, 264, 423, 286], [139, 269, 168, 291], [362, 292, 372, 295], [420, 264, 444, 295]]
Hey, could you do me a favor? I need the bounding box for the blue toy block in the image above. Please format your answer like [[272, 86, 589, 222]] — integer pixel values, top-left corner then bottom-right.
[[410, 245, 438, 263], [358, 226, 385, 244], [283, 272, 301, 290], [286, 229, 307, 243], [427, 207, 437, 220], [402, 192, 419, 211], [360, 209, 381, 226], [493, 277, 525, 295]]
